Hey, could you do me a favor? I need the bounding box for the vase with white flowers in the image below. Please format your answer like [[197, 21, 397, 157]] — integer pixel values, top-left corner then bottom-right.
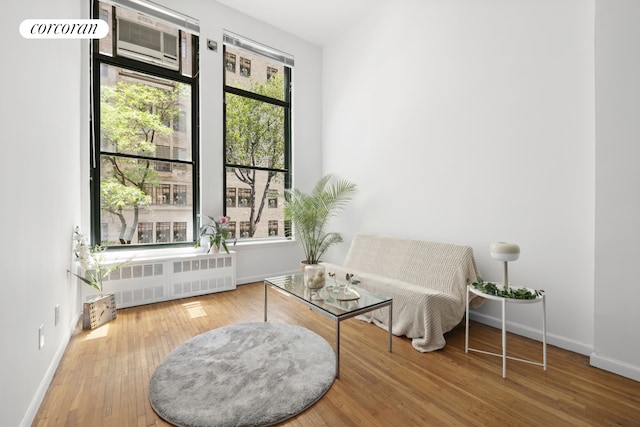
[[194, 215, 235, 254], [72, 226, 131, 295], [71, 227, 131, 329]]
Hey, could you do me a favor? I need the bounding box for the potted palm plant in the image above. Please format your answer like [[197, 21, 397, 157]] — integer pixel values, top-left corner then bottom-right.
[[284, 174, 357, 286]]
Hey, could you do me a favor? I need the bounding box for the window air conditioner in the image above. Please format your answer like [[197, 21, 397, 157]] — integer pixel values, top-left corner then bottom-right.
[[116, 18, 179, 71]]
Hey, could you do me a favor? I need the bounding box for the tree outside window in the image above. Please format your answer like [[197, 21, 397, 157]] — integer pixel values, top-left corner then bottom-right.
[[92, 1, 198, 247], [224, 41, 291, 240]]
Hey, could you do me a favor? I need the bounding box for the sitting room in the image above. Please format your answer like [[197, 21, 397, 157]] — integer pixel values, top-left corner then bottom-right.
[[4, 0, 640, 425]]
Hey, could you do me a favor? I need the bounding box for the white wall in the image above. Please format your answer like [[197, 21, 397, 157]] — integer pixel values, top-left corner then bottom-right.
[[322, 0, 596, 356], [158, 0, 324, 281], [593, 0, 640, 381], [3, 1, 323, 425], [1, 1, 85, 426]]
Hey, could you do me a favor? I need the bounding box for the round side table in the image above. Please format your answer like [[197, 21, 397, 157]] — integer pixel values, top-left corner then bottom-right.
[[465, 284, 546, 378]]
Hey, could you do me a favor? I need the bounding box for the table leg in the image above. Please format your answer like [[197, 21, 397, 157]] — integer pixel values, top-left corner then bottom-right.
[[264, 282, 268, 322], [388, 301, 393, 352], [502, 298, 507, 379], [335, 318, 340, 379], [542, 294, 547, 370], [465, 286, 470, 353]]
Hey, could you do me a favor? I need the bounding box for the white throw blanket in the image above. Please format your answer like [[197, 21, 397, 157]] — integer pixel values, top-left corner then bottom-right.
[[322, 233, 481, 352]]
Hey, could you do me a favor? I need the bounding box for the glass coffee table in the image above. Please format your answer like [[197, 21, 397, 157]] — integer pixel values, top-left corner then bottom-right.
[[264, 273, 393, 378]]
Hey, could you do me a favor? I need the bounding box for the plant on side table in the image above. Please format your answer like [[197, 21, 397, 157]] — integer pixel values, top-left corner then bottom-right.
[[71, 226, 132, 329], [471, 277, 543, 299]]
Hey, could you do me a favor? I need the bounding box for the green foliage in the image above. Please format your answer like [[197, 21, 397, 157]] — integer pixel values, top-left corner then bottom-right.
[[101, 82, 180, 152], [471, 277, 543, 299], [99, 80, 184, 243], [284, 174, 357, 264], [225, 74, 286, 237], [194, 215, 236, 254], [100, 180, 148, 213]]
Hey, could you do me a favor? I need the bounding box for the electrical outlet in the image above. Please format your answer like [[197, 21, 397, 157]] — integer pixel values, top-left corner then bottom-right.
[[55, 305, 60, 326], [38, 324, 44, 349]]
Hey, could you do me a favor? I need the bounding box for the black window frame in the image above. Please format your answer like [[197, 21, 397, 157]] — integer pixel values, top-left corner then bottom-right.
[[90, 0, 200, 249], [223, 41, 292, 241]]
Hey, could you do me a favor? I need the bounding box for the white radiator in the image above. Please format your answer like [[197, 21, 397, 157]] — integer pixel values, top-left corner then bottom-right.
[[80, 252, 236, 308]]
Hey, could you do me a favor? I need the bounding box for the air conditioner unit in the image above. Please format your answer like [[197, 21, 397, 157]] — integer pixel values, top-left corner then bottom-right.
[[116, 17, 179, 71]]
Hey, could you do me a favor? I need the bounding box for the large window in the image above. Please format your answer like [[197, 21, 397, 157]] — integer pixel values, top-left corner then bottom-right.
[[91, 0, 199, 247], [223, 33, 292, 241]]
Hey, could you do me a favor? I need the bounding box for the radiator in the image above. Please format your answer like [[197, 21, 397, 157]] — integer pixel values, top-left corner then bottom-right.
[[80, 252, 236, 308]]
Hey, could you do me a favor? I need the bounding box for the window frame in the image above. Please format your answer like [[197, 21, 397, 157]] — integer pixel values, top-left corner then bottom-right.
[[90, 0, 200, 249], [222, 40, 292, 242]]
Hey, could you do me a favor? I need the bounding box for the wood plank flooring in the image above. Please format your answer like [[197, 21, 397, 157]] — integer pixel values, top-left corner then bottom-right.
[[33, 282, 640, 426]]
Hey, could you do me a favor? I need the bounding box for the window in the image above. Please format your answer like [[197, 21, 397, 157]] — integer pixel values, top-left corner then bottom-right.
[[91, 0, 199, 247], [224, 33, 292, 241], [267, 66, 278, 80], [173, 222, 187, 242], [174, 185, 187, 205], [238, 188, 251, 207], [227, 221, 237, 239], [156, 184, 171, 205], [226, 187, 237, 207], [239, 221, 251, 238], [225, 52, 236, 72], [239, 57, 251, 77], [156, 222, 170, 242], [268, 220, 278, 236], [268, 190, 278, 208], [138, 222, 153, 243]]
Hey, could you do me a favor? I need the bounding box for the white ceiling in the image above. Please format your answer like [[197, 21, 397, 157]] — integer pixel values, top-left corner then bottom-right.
[[216, 0, 377, 46]]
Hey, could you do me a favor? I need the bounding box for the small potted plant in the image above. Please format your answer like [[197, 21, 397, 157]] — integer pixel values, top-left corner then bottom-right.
[[71, 227, 131, 329], [194, 215, 235, 254]]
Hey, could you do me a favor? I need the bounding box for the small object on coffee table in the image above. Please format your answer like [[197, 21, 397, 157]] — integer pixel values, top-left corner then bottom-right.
[[325, 286, 360, 301]]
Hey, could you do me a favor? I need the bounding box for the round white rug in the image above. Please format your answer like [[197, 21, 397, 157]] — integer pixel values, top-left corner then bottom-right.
[[149, 322, 336, 427]]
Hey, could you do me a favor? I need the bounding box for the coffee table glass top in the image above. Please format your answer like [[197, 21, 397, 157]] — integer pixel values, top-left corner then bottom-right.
[[264, 273, 391, 318]]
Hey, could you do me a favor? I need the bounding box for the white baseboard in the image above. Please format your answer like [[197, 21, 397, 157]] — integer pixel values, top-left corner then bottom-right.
[[237, 270, 299, 286], [590, 352, 640, 382], [20, 315, 78, 427], [468, 311, 593, 356]]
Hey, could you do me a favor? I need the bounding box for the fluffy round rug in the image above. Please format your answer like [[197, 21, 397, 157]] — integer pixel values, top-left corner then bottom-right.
[[149, 322, 336, 427]]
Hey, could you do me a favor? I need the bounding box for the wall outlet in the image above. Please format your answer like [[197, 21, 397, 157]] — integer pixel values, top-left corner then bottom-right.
[[38, 324, 44, 349], [55, 305, 60, 326]]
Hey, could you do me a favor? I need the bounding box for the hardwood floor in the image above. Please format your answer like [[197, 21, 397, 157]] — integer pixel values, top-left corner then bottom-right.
[[34, 282, 640, 426]]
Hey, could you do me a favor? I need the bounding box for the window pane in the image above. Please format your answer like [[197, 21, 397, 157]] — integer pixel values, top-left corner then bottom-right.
[[224, 45, 286, 101], [100, 156, 193, 245], [156, 222, 171, 243], [97, 2, 113, 56], [181, 32, 194, 77], [173, 222, 187, 242], [138, 222, 153, 243], [225, 168, 286, 239], [225, 93, 285, 169], [100, 64, 192, 161], [92, 0, 198, 249]]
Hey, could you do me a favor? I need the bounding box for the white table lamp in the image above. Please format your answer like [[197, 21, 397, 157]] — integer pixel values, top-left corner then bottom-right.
[[490, 242, 520, 291]]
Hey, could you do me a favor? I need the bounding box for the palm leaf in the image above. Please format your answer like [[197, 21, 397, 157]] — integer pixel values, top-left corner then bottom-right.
[[284, 174, 357, 264]]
